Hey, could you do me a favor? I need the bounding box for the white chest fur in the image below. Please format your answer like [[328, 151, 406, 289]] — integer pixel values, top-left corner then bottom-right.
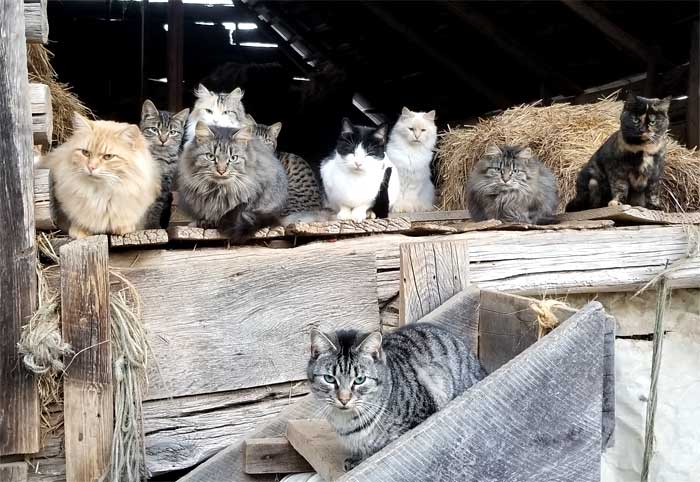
[[386, 137, 435, 213]]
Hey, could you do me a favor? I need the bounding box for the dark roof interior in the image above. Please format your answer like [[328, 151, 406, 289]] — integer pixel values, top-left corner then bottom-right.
[[47, 0, 699, 161]]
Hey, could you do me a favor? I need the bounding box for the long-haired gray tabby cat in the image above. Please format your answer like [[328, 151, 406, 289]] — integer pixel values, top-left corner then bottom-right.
[[308, 323, 484, 471], [466, 144, 559, 224], [178, 122, 288, 242], [139, 99, 189, 228]]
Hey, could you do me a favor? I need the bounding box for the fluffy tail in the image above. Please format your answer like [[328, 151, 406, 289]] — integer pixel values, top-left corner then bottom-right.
[[372, 167, 393, 219], [218, 204, 280, 243]]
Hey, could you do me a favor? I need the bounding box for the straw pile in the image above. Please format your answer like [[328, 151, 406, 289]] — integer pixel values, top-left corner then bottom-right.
[[437, 95, 700, 213], [27, 44, 92, 144]]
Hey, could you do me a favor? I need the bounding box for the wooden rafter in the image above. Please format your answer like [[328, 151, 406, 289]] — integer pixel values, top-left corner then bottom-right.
[[167, 0, 183, 111], [688, 21, 699, 148]]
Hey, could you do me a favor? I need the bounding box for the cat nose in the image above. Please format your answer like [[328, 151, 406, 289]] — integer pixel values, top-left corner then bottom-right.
[[216, 168, 227, 175], [87, 163, 97, 173], [338, 392, 352, 405]]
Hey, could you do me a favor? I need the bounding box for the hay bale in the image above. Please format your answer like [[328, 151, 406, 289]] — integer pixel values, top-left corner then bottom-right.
[[437, 96, 700, 213], [27, 44, 92, 144]]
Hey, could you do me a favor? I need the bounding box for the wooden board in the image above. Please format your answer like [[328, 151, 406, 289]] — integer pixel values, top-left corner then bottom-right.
[[559, 204, 700, 225], [399, 239, 470, 325], [388, 209, 470, 222], [109, 229, 168, 248], [478, 290, 576, 374], [111, 249, 380, 400], [144, 382, 309, 475], [30, 83, 52, 147], [167, 224, 286, 241], [287, 419, 348, 482], [244, 437, 313, 475], [60, 236, 112, 482], [0, 463, 28, 482], [0, 0, 40, 456], [286, 217, 411, 237], [24, 0, 48, 44], [416, 286, 481, 353]]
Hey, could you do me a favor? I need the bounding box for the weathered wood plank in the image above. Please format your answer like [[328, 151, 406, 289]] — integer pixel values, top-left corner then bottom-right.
[[388, 210, 470, 222], [109, 229, 168, 248], [30, 83, 52, 147], [399, 240, 470, 325], [24, 0, 48, 44], [112, 249, 380, 400], [286, 217, 411, 237], [144, 382, 309, 475], [287, 420, 348, 482], [0, 463, 28, 482], [167, 224, 286, 241], [558, 205, 631, 221], [559, 204, 700, 225], [496, 219, 614, 230], [244, 438, 313, 475], [0, 0, 40, 456], [416, 286, 481, 353], [478, 290, 576, 374], [60, 236, 112, 482], [410, 219, 501, 234]]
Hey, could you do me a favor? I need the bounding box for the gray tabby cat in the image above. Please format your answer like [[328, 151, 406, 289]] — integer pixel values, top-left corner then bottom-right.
[[178, 122, 288, 242], [139, 99, 189, 228], [308, 323, 484, 471], [466, 144, 559, 224], [246, 115, 323, 215]]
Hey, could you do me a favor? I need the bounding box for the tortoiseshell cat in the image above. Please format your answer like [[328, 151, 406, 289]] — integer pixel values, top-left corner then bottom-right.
[[566, 94, 671, 212]]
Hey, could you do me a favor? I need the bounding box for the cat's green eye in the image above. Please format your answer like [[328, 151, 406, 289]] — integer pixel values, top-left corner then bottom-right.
[[204, 153, 215, 161], [80, 149, 90, 157], [102, 154, 114, 160], [354, 376, 366, 385], [146, 128, 158, 134], [323, 375, 335, 384], [231, 155, 239, 163], [649, 120, 656, 125]]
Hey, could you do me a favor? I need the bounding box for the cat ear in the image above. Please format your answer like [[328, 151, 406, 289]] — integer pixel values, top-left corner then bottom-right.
[[268, 122, 283, 140], [172, 108, 190, 124], [424, 110, 436, 121], [73, 112, 92, 132], [244, 113, 256, 126], [373, 124, 388, 142], [141, 99, 158, 119], [194, 121, 213, 143], [484, 144, 502, 158], [516, 147, 533, 160], [228, 87, 244, 101], [655, 96, 672, 112], [310, 329, 337, 357], [119, 124, 142, 145], [341, 117, 354, 135], [232, 126, 253, 144], [357, 332, 382, 356], [624, 92, 638, 109], [401, 106, 411, 116], [194, 84, 212, 98]]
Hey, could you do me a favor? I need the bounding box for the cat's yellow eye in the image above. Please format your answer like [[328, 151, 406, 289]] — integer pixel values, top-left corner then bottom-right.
[[103, 154, 115, 160], [80, 149, 90, 157]]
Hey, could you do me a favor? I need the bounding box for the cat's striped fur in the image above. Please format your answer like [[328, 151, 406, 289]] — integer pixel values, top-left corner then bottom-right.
[[308, 323, 484, 470], [247, 117, 323, 215]]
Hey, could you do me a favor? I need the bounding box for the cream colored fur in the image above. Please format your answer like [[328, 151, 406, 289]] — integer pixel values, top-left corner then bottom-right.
[[43, 114, 160, 238]]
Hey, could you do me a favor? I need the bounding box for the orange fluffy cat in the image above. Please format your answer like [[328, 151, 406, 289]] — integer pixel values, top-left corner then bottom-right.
[[41, 113, 160, 238]]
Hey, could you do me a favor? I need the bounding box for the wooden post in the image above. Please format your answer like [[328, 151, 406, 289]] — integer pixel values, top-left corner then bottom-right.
[[24, 0, 49, 44], [60, 236, 113, 482], [167, 0, 184, 112], [0, 462, 28, 482], [0, 0, 40, 457], [688, 21, 699, 149]]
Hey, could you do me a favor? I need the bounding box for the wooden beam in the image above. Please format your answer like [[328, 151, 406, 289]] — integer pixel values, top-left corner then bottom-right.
[[167, 0, 184, 112], [688, 21, 699, 149], [444, 1, 582, 94], [244, 437, 313, 475], [362, 2, 510, 108], [286, 419, 348, 481], [0, 0, 40, 456], [60, 236, 113, 482], [644, 46, 661, 97], [30, 83, 52, 147], [24, 0, 48, 44], [399, 240, 470, 326], [561, 0, 670, 67], [0, 463, 28, 482]]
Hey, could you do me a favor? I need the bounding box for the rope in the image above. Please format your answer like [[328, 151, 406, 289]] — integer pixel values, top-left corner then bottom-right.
[[529, 299, 568, 338], [640, 274, 670, 482]]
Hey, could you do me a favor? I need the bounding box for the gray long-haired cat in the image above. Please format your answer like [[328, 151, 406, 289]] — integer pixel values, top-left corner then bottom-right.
[[178, 122, 288, 242], [139, 99, 189, 228], [308, 323, 484, 471], [466, 144, 559, 224]]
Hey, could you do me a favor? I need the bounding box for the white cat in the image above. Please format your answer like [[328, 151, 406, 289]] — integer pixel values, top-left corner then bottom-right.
[[321, 119, 400, 222], [184, 84, 246, 144], [386, 107, 437, 213]]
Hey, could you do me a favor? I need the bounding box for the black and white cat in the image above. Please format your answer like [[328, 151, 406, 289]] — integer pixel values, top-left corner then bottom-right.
[[321, 118, 399, 221]]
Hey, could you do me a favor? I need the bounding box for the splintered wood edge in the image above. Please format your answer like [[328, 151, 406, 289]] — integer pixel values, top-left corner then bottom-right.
[[244, 437, 313, 475], [286, 217, 412, 236], [167, 225, 287, 241], [109, 229, 169, 247]]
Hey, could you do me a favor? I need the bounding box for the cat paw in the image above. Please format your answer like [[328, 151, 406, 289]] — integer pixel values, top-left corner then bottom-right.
[[112, 225, 136, 236], [337, 208, 352, 220], [344, 457, 362, 472], [607, 200, 621, 207], [366, 210, 377, 219], [350, 208, 368, 222], [68, 226, 91, 239]]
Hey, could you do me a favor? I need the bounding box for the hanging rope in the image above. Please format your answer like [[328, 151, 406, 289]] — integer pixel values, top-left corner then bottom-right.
[[529, 299, 568, 339]]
